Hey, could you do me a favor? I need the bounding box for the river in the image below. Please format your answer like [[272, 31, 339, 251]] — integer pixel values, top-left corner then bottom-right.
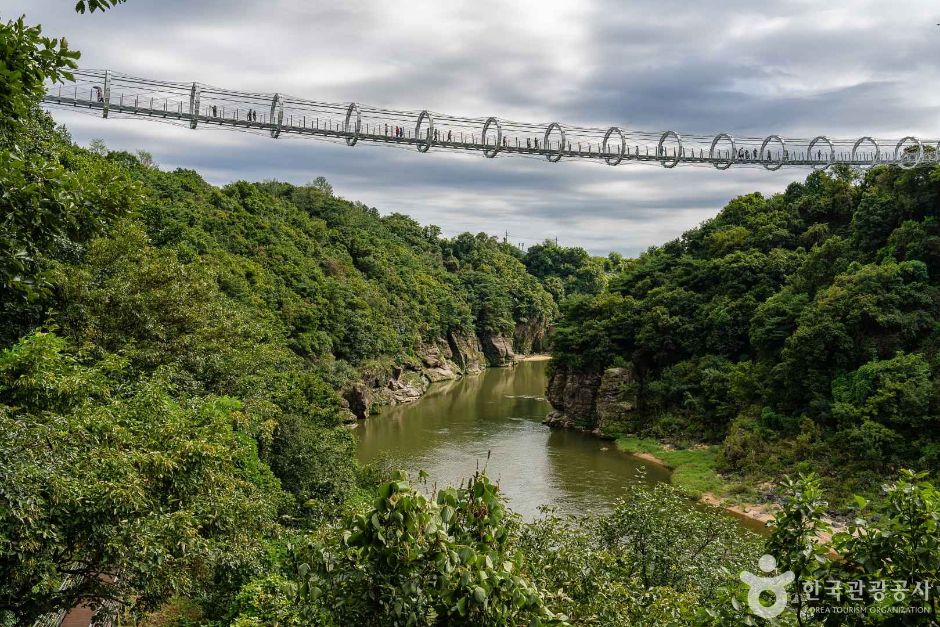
[[356, 359, 671, 520]]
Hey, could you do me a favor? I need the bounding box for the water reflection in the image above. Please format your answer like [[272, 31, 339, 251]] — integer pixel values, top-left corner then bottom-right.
[[356, 360, 670, 520]]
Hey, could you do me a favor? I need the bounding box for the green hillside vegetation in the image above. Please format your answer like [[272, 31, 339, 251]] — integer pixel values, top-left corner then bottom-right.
[[4, 6, 940, 625], [551, 165, 940, 505], [0, 11, 591, 622], [522, 238, 610, 304]]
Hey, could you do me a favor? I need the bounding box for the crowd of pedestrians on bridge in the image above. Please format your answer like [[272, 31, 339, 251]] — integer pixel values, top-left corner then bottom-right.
[[79, 85, 852, 166]]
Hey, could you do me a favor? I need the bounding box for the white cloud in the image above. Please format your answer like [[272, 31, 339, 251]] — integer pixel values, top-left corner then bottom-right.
[[10, 0, 940, 255]]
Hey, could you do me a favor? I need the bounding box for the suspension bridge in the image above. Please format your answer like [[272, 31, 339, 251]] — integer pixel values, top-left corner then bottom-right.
[[43, 69, 939, 171]]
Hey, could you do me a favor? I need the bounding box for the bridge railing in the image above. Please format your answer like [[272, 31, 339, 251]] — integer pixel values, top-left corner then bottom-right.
[[43, 69, 939, 170]]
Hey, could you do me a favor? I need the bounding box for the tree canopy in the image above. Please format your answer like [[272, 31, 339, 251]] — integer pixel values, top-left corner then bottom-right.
[[551, 166, 940, 502]]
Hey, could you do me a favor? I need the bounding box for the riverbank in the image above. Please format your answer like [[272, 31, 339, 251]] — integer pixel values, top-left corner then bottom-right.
[[345, 346, 548, 429], [613, 436, 778, 530], [542, 363, 779, 529], [357, 359, 673, 520], [517, 353, 551, 362]]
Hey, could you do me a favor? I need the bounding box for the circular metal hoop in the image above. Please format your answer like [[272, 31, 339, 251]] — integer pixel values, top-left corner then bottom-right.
[[415, 110, 433, 153], [807, 136, 834, 170], [894, 136, 923, 168], [709, 133, 736, 170], [657, 130, 682, 168], [269, 93, 283, 139], [344, 102, 361, 146], [602, 126, 627, 166], [851, 136, 880, 166], [543, 122, 565, 162], [189, 83, 200, 130], [759, 135, 786, 171], [482, 117, 502, 158]]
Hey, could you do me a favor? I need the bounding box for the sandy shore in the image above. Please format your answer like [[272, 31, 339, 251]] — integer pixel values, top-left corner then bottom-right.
[[619, 447, 778, 528], [621, 448, 845, 544], [631, 451, 670, 467], [517, 354, 552, 362], [700, 492, 777, 526]]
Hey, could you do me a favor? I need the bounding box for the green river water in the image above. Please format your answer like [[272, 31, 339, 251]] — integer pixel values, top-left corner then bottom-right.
[[356, 359, 672, 520]]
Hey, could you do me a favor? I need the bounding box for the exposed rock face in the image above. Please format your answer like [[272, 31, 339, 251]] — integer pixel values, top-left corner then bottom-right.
[[447, 331, 486, 374], [479, 332, 515, 366], [544, 364, 636, 433], [343, 382, 373, 420], [513, 319, 548, 354], [595, 367, 636, 433], [384, 367, 430, 404], [544, 366, 602, 429], [349, 332, 490, 420], [418, 341, 462, 382]]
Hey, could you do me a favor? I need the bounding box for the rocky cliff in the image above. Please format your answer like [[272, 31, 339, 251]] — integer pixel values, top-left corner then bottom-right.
[[544, 364, 636, 435], [513, 319, 549, 355], [479, 332, 515, 366], [447, 330, 486, 374], [342, 328, 555, 425], [342, 330, 494, 423]]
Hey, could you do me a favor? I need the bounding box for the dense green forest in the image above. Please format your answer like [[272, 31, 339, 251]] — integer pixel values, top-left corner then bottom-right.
[[549, 165, 940, 504], [0, 8, 583, 624], [3, 5, 940, 626]]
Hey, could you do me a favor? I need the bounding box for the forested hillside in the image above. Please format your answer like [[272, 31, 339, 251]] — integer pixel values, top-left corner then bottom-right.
[[549, 166, 940, 503], [5, 7, 940, 625], [1, 106, 564, 494], [0, 14, 603, 619]]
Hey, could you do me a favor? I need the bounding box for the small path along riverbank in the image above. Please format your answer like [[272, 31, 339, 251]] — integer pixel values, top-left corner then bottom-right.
[[613, 436, 774, 534], [517, 353, 552, 362]]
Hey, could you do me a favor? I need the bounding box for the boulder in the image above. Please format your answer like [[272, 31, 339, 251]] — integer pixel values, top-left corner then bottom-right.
[[595, 367, 637, 433], [544, 364, 637, 433], [543, 409, 574, 429], [447, 330, 486, 374], [339, 408, 359, 426], [386, 369, 430, 404], [418, 341, 462, 382], [479, 332, 515, 367], [343, 382, 373, 420]]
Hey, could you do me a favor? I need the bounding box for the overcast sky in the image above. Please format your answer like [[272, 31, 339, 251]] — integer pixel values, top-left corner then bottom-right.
[[9, 0, 940, 255]]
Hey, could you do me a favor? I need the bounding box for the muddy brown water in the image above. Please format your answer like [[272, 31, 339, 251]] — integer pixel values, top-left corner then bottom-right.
[[356, 359, 674, 520]]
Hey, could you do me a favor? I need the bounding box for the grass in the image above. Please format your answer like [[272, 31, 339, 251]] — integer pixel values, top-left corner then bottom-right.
[[614, 436, 729, 498]]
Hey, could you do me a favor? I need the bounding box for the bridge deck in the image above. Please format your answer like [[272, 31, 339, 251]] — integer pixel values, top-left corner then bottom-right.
[[42, 69, 939, 171]]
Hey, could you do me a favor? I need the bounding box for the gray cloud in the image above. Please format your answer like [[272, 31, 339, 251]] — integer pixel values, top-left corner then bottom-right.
[[8, 0, 938, 255]]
